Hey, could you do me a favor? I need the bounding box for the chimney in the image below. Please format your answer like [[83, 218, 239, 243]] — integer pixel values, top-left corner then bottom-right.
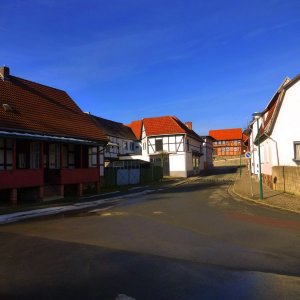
[[185, 121, 192, 130], [0, 66, 10, 81]]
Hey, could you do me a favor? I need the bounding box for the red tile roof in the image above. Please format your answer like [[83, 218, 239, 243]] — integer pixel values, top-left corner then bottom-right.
[[128, 120, 143, 140], [259, 94, 278, 135], [0, 74, 107, 144], [209, 128, 243, 141], [128, 116, 202, 141]]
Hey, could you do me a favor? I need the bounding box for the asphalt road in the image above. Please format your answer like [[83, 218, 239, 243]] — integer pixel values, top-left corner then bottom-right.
[[0, 180, 300, 300]]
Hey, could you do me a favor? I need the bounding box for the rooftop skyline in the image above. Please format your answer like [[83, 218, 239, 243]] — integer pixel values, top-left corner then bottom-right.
[[1, 0, 300, 135]]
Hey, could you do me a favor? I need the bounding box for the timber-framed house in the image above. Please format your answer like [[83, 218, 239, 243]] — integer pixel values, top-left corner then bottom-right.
[[129, 116, 204, 177]]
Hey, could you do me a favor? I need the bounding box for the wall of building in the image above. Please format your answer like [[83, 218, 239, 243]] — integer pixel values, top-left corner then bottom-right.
[[272, 166, 300, 196], [203, 138, 214, 169], [147, 135, 185, 155], [250, 119, 261, 175], [272, 80, 300, 166], [169, 153, 186, 177], [213, 140, 242, 156], [105, 136, 138, 159]]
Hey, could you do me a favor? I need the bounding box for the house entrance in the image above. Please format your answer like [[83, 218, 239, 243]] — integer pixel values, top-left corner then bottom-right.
[[150, 155, 170, 176]]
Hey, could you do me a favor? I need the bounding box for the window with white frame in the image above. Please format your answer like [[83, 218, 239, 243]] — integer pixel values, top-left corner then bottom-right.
[[89, 147, 97, 168], [294, 142, 300, 161]]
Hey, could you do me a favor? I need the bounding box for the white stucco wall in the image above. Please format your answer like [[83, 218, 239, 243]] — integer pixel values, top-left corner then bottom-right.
[[185, 152, 193, 174], [105, 136, 139, 159], [169, 153, 186, 172], [271, 80, 300, 166], [250, 119, 260, 175], [202, 138, 214, 169]]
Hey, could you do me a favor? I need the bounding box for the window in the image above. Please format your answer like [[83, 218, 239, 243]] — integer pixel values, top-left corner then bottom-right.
[[88, 147, 97, 168], [225, 147, 230, 152], [294, 142, 300, 161], [0, 139, 13, 170], [143, 142, 146, 150], [63, 144, 75, 168], [155, 139, 163, 152], [30, 142, 40, 169], [49, 144, 60, 169], [130, 142, 134, 151]]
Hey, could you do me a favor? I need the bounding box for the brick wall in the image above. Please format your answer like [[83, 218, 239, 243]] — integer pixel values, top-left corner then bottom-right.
[[272, 166, 300, 196]]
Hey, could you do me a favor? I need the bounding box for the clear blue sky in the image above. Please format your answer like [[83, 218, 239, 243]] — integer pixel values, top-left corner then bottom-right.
[[1, 0, 300, 135]]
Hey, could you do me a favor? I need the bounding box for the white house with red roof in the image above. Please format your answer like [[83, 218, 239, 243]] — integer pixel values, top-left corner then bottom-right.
[[128, 116, 204, 177], [249, 73, 300, 192]]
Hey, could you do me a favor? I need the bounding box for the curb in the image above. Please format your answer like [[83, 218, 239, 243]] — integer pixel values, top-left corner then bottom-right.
[[229, 180, 300, 215]]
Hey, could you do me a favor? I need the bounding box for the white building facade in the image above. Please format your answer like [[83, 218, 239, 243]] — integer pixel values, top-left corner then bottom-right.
[[249, 74, 300, 187], [129, 116, 204, 177]]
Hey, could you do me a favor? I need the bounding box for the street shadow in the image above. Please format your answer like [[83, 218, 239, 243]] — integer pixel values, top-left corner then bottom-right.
[[1, 231, 298, 300], [202, 166, 240, 176]]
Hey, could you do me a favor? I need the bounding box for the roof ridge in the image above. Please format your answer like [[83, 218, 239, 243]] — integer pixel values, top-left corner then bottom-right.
[[91, 114, 124, 126], [11, 75, 67, 93]]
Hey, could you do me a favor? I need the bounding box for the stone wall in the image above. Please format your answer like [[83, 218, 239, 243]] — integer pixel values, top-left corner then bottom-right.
[[272, 166, 300, 196]]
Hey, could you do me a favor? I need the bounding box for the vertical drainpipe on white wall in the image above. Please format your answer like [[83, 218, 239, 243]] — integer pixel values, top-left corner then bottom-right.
[[185, 134, 188, 177]]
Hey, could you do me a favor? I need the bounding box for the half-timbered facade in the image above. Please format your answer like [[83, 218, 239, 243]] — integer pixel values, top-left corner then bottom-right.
[[0, 66, 107, 205], [128, 116, 203, 177], [89, 115, 141, 177], [209, 128, 246, 157]]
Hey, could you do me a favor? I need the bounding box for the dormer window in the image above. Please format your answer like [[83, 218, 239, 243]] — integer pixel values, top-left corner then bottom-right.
[[2, 103, 13, 112]]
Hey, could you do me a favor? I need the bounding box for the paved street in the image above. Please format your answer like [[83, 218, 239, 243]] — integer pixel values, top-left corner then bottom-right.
[[0, 180, 300, 300]]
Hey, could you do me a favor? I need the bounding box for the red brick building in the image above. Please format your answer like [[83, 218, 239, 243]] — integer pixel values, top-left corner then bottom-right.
[[0, 66, 107, 205], [209, 128, 246, 157]]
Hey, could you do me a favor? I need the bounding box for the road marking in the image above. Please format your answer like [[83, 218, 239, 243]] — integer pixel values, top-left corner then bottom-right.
[[89, 206, 115, 213], [101, 212, 127, 217], [116, 294, 136, 300]]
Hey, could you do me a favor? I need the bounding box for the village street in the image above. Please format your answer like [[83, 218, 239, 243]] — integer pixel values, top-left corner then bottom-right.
[[0, 175, 300, 300]]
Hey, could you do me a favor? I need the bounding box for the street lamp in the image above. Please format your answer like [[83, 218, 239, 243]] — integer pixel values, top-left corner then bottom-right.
[[252, 112, 263, 200]]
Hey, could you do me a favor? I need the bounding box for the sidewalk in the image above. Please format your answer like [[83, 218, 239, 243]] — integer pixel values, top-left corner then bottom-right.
[[231, 167, 300, 214]]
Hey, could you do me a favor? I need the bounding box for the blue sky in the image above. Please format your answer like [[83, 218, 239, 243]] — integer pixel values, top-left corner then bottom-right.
[[1, 0, 300, 135]]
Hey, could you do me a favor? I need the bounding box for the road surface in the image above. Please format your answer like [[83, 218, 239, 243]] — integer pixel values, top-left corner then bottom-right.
[[0, 180, 299, 299]]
